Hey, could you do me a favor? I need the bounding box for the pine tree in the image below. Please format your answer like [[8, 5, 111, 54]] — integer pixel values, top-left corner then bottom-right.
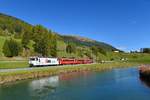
[[33, 25, 51, 56], [49, 34, 57, 57], [3, 40, 11, 57], [66, 43, 76, 54], [3, 38, 22, 57], [90, 46, 99, 55], [32, 25, 57, 57], [21, 31, 30, 48]]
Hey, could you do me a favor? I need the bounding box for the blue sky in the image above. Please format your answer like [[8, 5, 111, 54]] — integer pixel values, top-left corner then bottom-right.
[[0, 0, 150, 51]]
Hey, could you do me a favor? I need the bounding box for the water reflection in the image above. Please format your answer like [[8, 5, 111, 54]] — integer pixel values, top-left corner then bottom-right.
[[59, 71, 91, 81], [113, 68, 137, 82], [29, 76, 59, 100], [140, 76, 150, 88], [1, 68, 150, 100]]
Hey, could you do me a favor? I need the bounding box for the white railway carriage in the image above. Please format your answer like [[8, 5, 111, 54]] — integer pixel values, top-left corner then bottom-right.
[[29, 57, 59, 67]]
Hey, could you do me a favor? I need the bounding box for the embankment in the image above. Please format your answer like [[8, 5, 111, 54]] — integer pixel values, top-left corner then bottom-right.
[[139, 65, 150, 81], [0, 62, 138, 85]]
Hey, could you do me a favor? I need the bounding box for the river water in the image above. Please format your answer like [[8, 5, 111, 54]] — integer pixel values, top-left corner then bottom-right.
[[0, 67, 150, 100]]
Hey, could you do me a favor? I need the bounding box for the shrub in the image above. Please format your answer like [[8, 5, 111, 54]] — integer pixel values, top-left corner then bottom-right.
[[3, 38, 22, 57]]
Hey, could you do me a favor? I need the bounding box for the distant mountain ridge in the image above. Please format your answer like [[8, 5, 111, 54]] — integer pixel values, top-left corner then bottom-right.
[[0, 13, 32, 33], [0, 12, 118, 52], [62, 35, 117, 51]]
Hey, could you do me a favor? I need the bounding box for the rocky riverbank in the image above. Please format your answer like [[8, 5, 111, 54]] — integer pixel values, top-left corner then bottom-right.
[[139, 65, 150, 81]]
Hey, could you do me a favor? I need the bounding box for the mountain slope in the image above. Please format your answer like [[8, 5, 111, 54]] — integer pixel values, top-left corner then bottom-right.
[[0, 12, 118, 52], [0, 13, 32, 36], [62, 35, 117, 51]]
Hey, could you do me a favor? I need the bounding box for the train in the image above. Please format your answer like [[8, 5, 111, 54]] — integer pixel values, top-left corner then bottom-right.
[[29, 57, 93, 67]]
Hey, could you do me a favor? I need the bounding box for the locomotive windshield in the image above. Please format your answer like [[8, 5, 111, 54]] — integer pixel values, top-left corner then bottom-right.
[[30, 58, 36, 61]]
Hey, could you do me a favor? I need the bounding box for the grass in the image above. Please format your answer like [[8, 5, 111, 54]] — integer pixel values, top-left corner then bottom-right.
[[0, 53, 149, 69], [0, 62, 138, 76], [0, 62, 136, 76], [0, 62, 137, 75], [0, 52, 149, 69], [128, 55, 150, 64], [0, 61, 28, 69]]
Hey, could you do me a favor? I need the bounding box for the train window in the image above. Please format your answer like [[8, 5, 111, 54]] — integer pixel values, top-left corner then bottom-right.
[[47, 60, 51, 63], [52, 61, 55, 63], [30, 58, 35, 61]]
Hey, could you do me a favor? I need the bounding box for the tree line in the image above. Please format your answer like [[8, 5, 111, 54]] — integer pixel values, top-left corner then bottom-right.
[[0, 13, 107, 59], [2, 25, 57, 57], [140, 48, 150, 53]]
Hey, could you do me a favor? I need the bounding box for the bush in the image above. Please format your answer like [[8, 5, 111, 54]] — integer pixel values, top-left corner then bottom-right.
[[3, 38, 22, 57]]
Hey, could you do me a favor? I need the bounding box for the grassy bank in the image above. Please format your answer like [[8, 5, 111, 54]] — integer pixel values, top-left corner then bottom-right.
[[0, 62, 138, 85], [0, 61, 28, 69]]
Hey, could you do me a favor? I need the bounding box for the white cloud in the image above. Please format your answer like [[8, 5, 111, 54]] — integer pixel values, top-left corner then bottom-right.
[[117, 46, 128, 51]]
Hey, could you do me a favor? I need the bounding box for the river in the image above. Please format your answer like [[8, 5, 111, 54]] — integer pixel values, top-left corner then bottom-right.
[[0, 67, 150, 100]]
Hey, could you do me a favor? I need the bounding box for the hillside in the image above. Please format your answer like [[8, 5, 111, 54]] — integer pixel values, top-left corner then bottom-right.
[[62, 35, 117, 51], [0, 12, 120, 60], [0, 13, 32, 37], [0, 13, 118, 51]]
